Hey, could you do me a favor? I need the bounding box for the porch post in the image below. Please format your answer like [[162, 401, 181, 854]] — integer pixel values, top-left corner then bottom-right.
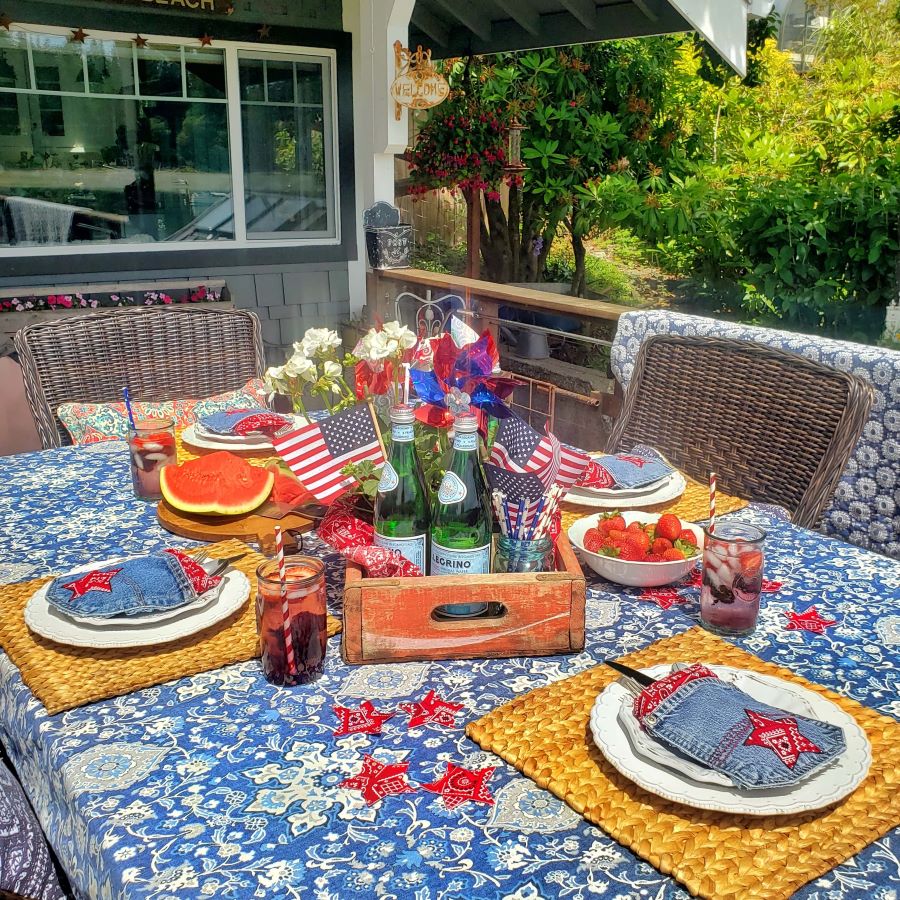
[[346, 0, 416, 320]]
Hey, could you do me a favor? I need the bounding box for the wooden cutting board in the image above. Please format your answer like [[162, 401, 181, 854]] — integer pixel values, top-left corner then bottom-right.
[[157, 501, 315, 554]]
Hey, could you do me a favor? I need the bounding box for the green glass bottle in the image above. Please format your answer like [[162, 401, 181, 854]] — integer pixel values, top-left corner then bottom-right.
[[373, 404, 430, 572], [430, 414, 492, 611]]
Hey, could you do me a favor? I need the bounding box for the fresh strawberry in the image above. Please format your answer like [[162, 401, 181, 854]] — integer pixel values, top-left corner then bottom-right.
[[607, 529, 627, 542], [651, 537, 673, 555], [583, 529, 604, 553], [645, 552, 664, 562], [603, 514, 626, 532], [662, 547, 687, 561], [626, 521, 644, 534], [626, 531, 651, 554], [655, 514, 682, 542], [619, 544, 645, 562], [678, 529, 698, 546], [597, 519, 613, 535]]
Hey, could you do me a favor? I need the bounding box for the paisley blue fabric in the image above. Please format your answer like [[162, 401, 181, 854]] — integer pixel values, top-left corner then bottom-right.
[[610, 311, 900, 558], [0, 442, 898, 899]]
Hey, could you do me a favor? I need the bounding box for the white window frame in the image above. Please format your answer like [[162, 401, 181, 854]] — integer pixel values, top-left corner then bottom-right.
[[0, 22, 342, 259]]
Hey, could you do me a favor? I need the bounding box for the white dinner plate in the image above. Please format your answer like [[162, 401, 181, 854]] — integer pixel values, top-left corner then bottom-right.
[[590, 663, 871, 816], [565, 470, 687, 509], [25, 567, 250, 649], [183, 414, 306, 452]]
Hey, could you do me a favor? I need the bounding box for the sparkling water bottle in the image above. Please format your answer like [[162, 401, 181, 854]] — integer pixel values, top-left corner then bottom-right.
[[373, 404, 430, 572], [430, 414, 492, 611]]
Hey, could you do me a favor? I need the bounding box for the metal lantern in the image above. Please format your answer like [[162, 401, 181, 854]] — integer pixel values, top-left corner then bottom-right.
[[505, 117, 527, 173]]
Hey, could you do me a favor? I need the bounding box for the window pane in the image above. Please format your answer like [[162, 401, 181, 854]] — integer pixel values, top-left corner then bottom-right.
[[83, 38, 135, 95], [238, 53, 333, 239], [239, 57, 264, 101], [185, 48, 225, 99], [0, 93, 232, 245], [137, 45, 182, 97], [0, 35, 28, 136], [31, 33, 85, 94]]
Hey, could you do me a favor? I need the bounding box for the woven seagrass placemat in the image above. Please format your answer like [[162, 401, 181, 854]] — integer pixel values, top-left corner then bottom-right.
[[561, 476, 749, 534], [176, 428, 280, 466], [466, 627, 900, 900], [0, 539, 341, 715]]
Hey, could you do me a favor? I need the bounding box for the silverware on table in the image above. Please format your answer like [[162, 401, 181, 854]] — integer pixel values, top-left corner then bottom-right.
[[202, 553, 249, 578], [605, 659, 658, 688]]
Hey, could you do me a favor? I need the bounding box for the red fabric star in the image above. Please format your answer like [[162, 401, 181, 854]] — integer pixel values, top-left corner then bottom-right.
[[743, 709, 822, 768], [332, 701, 395, 737], [783, 606, 837, 634], [62, 568, 121, 599], [421, 763, 495, 810], [339, 755, 415, 806], [398, 690, 464, 729], [618, 455, 647, 467], [638, 587, 687, 610]]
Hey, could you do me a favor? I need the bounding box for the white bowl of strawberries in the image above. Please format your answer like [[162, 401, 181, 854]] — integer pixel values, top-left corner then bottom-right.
[[568, 511, 703, 587]]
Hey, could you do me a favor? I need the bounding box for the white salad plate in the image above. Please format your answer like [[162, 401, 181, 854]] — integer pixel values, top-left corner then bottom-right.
[[25, 561, 250, 649], [590, 663, 871, 816], [565, 470, 687, 509], [182, 415, 305, 452]]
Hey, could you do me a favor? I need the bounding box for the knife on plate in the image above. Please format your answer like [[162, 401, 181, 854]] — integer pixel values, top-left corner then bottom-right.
[[604, 659, 657, 687]]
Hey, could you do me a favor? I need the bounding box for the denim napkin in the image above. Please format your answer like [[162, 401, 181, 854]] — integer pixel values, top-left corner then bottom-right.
[[580, 444, 673, 489], [632, 664, 846, 790], [199, 409, 292, 437], [46, 550, 222, 619]]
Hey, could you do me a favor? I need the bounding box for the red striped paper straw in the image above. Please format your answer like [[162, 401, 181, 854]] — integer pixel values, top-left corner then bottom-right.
[[274, 526, 296, 675], [709, 472, 717, 534]]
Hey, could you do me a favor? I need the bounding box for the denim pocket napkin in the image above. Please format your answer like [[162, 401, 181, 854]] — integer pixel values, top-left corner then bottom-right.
[[581, 444, 673, 489], [199, 409, 292, 437], [633, 664, 846, 790], [46, 550, 222, 619]]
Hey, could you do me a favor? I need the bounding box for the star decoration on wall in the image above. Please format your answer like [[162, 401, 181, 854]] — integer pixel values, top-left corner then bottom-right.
[[70, 27, 89, 44], [638, 587, 687, 610], [743, 709, 823, 768], [257, 24, 271, 38], [783, 606, 837, 635], [225, 3, 235, 13], [62, 568, 122, 599], [199, 33, 213, 47], [339, 756, 416, 806], [332, 700, 395, 737], [398, 690, 464, 729], [0, 13, 13, 30], [133, 35, 148, 48], [421, 763, 495, 810]]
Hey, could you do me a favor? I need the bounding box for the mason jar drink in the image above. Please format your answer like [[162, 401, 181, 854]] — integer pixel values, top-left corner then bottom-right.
[[256, 556, 327, 685], [700, 522, 766, 636], [128, 417, 176, 501]]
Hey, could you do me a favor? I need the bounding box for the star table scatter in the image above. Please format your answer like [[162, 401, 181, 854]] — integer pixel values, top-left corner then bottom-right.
[[339, 756, 416, 807], [332, 700, 395, 737], [783, 606, 837, 635], [62, 568, 121, 599], [422, 763, 496, 810], [743, 709, 823, 769], [398, 691, 464, 729]]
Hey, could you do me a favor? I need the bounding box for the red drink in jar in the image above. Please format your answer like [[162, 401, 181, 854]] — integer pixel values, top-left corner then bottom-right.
[[129, 418, 177, 501], [700, 522, 766, 636], [256, 556, 327, 686]]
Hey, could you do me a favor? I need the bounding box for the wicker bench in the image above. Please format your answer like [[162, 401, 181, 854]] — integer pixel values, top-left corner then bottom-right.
[[611, 311, 900, 558]]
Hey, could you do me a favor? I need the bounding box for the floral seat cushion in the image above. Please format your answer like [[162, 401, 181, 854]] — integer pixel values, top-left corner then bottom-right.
[[56, 378, 269, 445], [610, 311, 900, 558]]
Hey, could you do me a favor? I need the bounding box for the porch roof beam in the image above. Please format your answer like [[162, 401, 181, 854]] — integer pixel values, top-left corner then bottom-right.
[[411, 7, 451, 46], [492, 0, 542, 35], [559, 0, 598, 29], [429, 0, 493, 40], [630, 0, 659, 21]]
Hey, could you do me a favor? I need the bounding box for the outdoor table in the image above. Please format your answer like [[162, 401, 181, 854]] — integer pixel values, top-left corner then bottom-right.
[[1, 441, 898, 899]]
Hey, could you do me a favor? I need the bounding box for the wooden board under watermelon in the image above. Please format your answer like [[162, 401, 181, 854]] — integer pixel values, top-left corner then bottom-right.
[[156, 500, 315, 554]]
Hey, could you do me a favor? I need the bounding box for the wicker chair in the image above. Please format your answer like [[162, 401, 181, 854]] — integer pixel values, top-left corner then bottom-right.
[[14, 306, 265, 449], [606, 334, 874, 529]]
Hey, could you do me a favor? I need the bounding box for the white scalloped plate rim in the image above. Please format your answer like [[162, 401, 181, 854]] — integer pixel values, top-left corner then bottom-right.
[[565, 471, 687, 509], [185, 415, 307, 451], [589, 663, 872, 816], [25, 568, 250, 649]]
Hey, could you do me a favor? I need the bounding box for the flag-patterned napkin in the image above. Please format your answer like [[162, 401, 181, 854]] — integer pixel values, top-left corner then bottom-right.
[[273, 404, 385, 504], [579, 444, 673, 490]]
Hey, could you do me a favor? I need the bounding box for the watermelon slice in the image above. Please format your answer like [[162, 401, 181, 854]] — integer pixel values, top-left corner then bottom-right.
[[160, 451, 274, 516]]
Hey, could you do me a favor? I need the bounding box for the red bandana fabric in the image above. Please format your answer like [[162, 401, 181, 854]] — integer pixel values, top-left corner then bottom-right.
[[332, 701, 395, 737], [398, 691, 464, 729], [164, 549, 222, 596], [633, 664, 717, 722], [783, 606, 837, 634], [638, 587, 688, 610], [62, 569, 121, 599], [340, 756, 416, 806], [421, 763, 496, 810], [743, 709, 823, 768], [233, 411, 292, 437]]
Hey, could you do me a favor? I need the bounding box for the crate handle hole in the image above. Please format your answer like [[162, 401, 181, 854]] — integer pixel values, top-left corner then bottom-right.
[[431, 602, 507, 622]]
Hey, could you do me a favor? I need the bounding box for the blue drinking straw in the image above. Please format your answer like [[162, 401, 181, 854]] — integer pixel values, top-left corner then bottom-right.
[[503, 499, 514, 538], [122, 387, 137, 430], [526, 496, 546, 541], [515, 498, 525, 539]]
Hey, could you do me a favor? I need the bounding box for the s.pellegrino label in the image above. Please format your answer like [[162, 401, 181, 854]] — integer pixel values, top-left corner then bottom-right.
[[373, 406, 430, 572], [430, 417, 493, 581]]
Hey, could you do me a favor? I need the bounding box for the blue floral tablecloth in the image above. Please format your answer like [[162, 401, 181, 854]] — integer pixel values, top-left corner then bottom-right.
[[1, 442, 899, 900]]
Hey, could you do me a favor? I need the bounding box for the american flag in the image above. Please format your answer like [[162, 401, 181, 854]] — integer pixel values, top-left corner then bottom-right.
[[484, 464, 545, 531], [273, 404, 385, 504], [489, 415, 590, 489]]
